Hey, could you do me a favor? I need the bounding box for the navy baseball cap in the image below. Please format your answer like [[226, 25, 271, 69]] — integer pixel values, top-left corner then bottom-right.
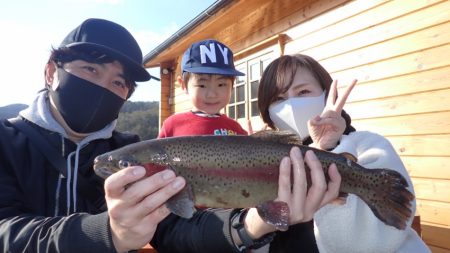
[[181, 39, 244, 76], [59, 18, 151, 82]]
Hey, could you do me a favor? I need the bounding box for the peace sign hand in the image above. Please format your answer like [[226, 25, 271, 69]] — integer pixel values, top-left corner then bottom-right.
[[308, 79, 357, 150]]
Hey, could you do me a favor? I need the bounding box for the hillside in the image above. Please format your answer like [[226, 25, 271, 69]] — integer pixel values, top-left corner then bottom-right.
[[116, 101, 160, 140], [0, 104, 28, 119]]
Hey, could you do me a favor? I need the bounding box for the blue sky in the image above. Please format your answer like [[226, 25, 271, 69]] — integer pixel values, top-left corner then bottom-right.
[[0, 0, 216, 106]]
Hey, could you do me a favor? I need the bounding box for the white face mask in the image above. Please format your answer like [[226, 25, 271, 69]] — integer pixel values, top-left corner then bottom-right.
[[268, 92, 325, 140]]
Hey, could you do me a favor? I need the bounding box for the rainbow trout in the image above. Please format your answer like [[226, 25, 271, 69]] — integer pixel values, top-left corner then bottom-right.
[[94, 131, 414, 230]]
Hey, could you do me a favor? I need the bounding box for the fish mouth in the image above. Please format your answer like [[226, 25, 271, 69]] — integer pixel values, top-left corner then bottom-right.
[[94, 166, 115, 179], [93, 155, 116, 179]]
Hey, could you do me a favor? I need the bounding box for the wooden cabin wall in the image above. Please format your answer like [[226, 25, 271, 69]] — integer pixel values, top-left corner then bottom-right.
[[157, 0, 449, 250], [158, 62, 192, 129], [281, 0, 450, 251], [162, 0, 351, 118], [158, 62, 175, 128], [171, 63, 194, 114]]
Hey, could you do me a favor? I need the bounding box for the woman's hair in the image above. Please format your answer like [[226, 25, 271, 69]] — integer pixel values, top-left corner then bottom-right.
[[47, 47, 137, 97], [258, 54, 333, 129]]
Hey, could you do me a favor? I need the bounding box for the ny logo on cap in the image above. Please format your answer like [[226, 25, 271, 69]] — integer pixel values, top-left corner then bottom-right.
[[199, 43, 229, 65], [182, 39, 244, 76]]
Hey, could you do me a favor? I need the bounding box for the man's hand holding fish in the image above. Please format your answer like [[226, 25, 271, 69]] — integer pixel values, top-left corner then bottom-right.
[[104, 166, 186, 252]]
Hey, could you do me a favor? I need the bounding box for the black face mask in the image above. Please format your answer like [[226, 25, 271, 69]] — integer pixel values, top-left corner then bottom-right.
[[49, 68, 125, 133]]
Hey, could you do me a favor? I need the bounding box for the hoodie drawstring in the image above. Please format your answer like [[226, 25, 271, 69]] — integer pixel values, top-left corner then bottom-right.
[[70, 144, 82, 214], [54, 136, 65, 216], [66, 152, 73, 215], [54, 135, 85, 216], [66, 144, 84, 215], [54, 174, 63, 216]]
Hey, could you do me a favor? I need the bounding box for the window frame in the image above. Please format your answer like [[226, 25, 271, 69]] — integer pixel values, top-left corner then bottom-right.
[[227, 48, 276, 129]]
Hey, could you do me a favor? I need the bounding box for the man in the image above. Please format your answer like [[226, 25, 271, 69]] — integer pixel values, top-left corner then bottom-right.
[[0, 18, 340, 253]]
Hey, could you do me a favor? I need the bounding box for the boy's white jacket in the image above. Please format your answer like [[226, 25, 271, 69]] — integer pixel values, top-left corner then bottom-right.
[[314, 131, 430, 253]]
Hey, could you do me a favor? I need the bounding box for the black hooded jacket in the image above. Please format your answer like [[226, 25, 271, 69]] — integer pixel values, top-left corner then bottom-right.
[[0, 117, 139, 252], [0, 105, 355, 253]]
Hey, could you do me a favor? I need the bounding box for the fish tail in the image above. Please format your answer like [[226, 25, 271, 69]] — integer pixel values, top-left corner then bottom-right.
[[353, 168, 414, 230]]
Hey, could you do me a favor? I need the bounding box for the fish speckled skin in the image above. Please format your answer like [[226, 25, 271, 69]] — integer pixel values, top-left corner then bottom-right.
[[94, 131, 414, 230]]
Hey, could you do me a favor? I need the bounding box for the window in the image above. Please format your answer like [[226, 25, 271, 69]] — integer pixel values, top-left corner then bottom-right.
[[227, 52, 274, 121], [228, 65, 246, 119]]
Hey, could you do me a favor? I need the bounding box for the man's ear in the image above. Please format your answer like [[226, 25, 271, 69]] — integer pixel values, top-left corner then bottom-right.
[[178, 76, 188, 94], [44, 62, 57, 88]]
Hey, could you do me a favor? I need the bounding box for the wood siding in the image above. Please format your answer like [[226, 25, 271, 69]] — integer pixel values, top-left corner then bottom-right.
[[280, 0, 450, 251], [156, 0, 350, 118], [148, 0, 449, 251]]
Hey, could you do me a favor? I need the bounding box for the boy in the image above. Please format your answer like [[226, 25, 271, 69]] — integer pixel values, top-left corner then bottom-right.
[[158, 39, 247, 137]]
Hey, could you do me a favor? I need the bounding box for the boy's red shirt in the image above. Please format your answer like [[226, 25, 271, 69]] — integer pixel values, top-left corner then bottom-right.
[[158, 111, 247, 138]]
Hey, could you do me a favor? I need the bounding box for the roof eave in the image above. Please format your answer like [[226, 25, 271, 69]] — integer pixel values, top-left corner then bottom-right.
[[143, 0, 233, 67]]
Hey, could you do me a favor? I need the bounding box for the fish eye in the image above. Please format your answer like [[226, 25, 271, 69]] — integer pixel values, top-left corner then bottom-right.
[[118, 160, 131, 169]]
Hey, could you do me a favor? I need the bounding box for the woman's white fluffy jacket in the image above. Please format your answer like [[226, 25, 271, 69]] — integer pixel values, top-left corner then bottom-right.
[[314, 131, 430, 253]]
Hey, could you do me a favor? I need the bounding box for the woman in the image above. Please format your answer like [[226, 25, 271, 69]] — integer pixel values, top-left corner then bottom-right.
[[257, 54, 430, 253]]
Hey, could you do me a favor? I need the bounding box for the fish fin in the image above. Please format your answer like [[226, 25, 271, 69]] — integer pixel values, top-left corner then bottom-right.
[[340, 152, 357, 163], [256, 201, 290, 231], [250, 130, 302, 145], [166, 184, 196, 219], [356, 168, 414, 230]]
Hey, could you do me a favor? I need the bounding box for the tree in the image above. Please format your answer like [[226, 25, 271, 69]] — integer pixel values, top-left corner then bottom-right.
[[116, 101, 159, 140]]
